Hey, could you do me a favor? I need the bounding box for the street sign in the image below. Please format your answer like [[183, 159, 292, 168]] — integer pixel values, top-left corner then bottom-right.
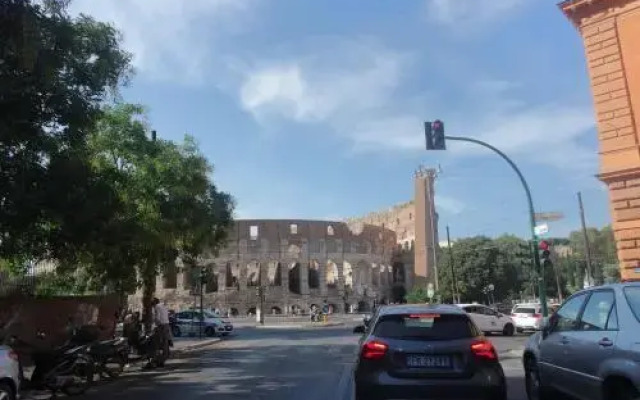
[[534, 224, 549, 236], [534, 212, 564, 222], [427, 283, 435, 300]]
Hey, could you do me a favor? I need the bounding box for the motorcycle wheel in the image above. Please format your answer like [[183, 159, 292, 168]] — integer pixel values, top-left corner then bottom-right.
[[0, 382, 16, 400], [102, 354, 126, 379], [61, 357, 94, 396]]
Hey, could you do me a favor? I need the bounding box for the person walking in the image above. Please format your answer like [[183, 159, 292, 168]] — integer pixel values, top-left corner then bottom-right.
[[151, 298, 171, 367]]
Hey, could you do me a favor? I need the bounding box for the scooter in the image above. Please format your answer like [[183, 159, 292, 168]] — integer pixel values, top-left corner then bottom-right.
[[85, 337, 129, 379], [10, 331, 94, 397]]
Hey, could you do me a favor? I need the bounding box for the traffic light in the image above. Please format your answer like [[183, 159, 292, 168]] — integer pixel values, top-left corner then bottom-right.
[[432, 120, 446, 150], [425, 120, 446, 150], [539, 240, 551, 266]]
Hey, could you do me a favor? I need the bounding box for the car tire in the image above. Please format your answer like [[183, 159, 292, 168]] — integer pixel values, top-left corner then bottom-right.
[[0, 383, 15, 400], [204, 327, 216, 337], [354, 385, 381, 400], [172, 325, 181, 337], [609, 380, 640, 400], [525, 358, 553, 400], [502, 323, 515, 337]]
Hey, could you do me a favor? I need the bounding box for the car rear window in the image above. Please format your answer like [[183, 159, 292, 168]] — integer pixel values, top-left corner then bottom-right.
[[514, 307, 536, 314], [372, 313, 475, 340], [624, 287, 640, 322]]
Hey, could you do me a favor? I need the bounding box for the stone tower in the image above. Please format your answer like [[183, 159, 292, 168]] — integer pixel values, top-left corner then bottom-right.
[[561, 0, 640, 281], [413, 166, 439, 289]]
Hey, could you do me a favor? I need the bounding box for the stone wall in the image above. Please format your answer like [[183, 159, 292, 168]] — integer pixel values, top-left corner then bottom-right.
[[132, 220, 413, 314]]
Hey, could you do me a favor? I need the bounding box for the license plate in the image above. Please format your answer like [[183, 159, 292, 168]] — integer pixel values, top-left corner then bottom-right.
[[406, 355, 451, 369]]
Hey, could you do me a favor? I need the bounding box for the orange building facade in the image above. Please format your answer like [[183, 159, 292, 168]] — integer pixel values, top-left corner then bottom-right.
[[561, 0, 640, 281]]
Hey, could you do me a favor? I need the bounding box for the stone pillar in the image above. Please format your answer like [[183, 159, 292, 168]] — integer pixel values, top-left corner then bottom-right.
[[300, 262, 310, 295], [561, 0, 640, 281], [217, 267, 226, 292], [319, 261, 328, 296]]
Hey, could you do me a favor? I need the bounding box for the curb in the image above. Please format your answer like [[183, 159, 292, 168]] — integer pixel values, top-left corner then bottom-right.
[[173, 338, 222, 353]]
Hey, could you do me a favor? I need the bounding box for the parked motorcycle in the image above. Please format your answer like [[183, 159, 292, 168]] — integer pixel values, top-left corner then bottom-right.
[[85, 337, 128, 379], [10, 331, 94, 397]]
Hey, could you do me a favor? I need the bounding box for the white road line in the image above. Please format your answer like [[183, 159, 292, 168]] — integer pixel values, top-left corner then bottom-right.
[[336, 363, 353, 400]]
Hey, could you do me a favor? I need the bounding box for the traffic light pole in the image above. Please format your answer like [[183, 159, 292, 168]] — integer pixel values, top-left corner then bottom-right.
[[445, 136, 549, 317]]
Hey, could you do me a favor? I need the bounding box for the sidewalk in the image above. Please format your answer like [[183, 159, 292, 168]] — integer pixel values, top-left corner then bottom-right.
[[255, 321, 345, 329]]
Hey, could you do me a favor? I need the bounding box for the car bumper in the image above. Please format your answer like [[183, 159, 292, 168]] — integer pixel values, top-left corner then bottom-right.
[[514, 321, 541, 330], [355, 366, 505, 400]]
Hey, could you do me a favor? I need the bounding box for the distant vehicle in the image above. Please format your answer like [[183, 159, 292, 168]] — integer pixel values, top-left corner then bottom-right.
[[523, 282, 640, 400], [511, 304, 545, 333], [173, 310, 233, 337], [457, 304, 516, 336], [352, 304, 506, 400], [0, 345, 20, 400]]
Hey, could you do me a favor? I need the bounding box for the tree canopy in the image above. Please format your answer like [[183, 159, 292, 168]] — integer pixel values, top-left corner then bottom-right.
[[1, 1, 235, 306]]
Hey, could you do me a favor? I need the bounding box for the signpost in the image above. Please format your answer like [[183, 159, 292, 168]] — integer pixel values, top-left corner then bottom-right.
[[534, 212, 564, 222], [534, 224, 549, 236]]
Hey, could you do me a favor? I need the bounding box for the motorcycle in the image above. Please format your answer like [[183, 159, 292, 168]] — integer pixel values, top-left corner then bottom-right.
[[85, 337, 128, 379], [10, 331, 94, 397]]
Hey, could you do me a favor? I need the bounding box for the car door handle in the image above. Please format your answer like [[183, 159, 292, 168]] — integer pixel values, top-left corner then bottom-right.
[[598, 338, 613, 347]]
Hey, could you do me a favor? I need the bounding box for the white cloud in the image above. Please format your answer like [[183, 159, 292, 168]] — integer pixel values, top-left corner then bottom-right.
[[239, 40, 404, 126], [435, 195, 466, 215], [425, 0, 530, 29], [237, 40, 597, 173], [68, 0, 257, 84]]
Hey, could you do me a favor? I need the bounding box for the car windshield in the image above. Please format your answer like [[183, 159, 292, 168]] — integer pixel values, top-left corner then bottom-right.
[[513, 307, 536, 314], [624, 287, 640, 322], [373, 313, 475, 341]]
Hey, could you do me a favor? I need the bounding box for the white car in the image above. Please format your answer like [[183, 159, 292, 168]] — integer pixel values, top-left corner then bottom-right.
[[0, 344, 20, 400], [510, 303, 544, 332], [457, 303, 516, 336]]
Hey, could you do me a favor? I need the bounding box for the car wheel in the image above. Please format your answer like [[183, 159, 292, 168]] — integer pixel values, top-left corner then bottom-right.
[[525, 359, 552, 400], [354, 385, 381, 400], [0, 383, 15, 400], [172, 325, 181, 337], [502, 323, 515, 336], [204, 327, 216, 337], [610, 380, 640, 400]]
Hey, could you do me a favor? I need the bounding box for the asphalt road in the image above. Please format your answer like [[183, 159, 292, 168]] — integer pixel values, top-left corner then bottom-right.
[[78, 327, 532, 400]]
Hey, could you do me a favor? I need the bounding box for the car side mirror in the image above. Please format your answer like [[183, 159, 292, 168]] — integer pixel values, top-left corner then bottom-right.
[[353, 325, 366, 334]]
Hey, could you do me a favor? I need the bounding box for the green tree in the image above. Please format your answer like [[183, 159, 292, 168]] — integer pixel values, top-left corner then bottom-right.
[[85, 104, 234, 325], [1, 0, 132, 266]]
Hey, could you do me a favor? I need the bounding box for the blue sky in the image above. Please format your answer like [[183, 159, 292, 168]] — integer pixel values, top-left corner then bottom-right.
[[70, 0, 611, 240]]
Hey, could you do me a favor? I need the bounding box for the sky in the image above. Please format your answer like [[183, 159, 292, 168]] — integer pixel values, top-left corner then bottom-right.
[[68, 0, 612, 240]]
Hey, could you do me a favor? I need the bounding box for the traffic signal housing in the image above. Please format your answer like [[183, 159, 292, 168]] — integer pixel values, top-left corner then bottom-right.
[[425, 120, 446, 150]]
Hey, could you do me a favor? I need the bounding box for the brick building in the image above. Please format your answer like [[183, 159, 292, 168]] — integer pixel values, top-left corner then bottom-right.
[[561, 0, 640, 281]]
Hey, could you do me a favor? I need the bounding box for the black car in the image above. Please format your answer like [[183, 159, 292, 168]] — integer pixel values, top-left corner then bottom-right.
[[352, 304, 507, 400]]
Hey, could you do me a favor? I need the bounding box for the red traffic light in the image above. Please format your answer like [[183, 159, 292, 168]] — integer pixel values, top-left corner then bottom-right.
[[433, 120, 442, 129], [539, 240, 550, 251]]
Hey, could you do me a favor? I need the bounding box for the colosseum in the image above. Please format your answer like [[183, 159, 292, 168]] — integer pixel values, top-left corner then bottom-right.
[[139, 166, 439, 315]]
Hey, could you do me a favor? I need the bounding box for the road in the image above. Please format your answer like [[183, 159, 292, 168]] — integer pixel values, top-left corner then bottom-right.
[[80, 327, 531, 400]]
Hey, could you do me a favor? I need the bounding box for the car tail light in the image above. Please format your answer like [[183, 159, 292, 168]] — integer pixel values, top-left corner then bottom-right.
[[361, 340, 388, 360], [533, 313, 542, 319], [511, 314, 517, 318], [471, 339, 497, 361]]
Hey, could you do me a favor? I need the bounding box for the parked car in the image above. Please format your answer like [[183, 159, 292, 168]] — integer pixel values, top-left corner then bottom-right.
[[352, 304, 506, 400], [0, 345, 20, 400], [457, 303, 516, 336], [172, 310, 232, 337], [523, 282, 640, 400]]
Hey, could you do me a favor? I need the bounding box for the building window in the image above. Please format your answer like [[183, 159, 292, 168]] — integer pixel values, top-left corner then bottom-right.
[[290, 224, 298, 234], [327, 225, 334, 236], [409, 213, 412, 220], [250, 225, 258, 240]]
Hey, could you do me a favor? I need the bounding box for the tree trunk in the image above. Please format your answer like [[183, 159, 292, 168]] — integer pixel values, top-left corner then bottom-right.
[[141, 259, 156, 332]]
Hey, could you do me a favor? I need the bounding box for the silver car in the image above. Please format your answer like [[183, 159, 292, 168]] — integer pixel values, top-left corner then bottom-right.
[[0, 345, 20, 400], [523, 282, 640, 400]]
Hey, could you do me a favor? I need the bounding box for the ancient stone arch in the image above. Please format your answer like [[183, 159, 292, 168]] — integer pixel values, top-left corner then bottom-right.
[[308, 260, 320, 289], [267, 261, 282, 286], [288, 262, 301, 294], [246, 260, 260, 287], [326, 260, 339, 289]]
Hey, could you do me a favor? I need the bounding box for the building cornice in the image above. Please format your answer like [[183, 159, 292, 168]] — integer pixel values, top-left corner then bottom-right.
[[559, 0, 640, 28]]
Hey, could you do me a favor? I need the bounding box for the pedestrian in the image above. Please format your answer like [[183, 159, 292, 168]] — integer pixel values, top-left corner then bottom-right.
[[150, 297, 171, 368]]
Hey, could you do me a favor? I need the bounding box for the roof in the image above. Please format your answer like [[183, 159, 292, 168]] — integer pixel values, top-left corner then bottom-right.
[[379, 304, 465, 316], [456, 303, 487, 308]]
